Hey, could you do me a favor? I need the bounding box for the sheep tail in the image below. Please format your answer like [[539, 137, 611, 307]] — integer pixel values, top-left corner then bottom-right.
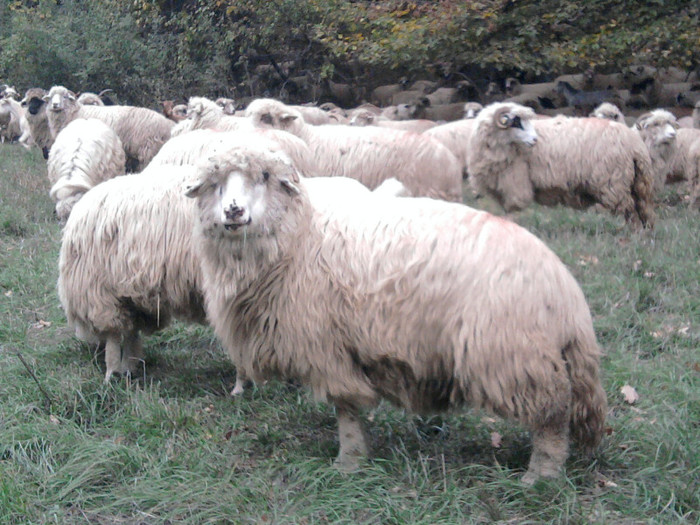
[[631, 156, 656, 229], [563, 333, 607, 452]]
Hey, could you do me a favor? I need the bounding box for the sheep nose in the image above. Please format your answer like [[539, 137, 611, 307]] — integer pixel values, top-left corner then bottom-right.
[[224, 204, 245, 220]]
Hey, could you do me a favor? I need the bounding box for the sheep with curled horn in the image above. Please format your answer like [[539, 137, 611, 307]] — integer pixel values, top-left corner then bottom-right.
[[45, 85, 174, 171], [468, 102, 656, 229], [185, 144, 607, 484], [245, 97, 462, 201]]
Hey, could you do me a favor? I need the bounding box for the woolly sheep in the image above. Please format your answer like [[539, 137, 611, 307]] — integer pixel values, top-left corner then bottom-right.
[[348, 110, 436, 133], [463, 102, 483, 119], [215, 97, 236, 115], [45, 85, 174, 171], [468, 102, 656, 229], [0, 96, 29, 146], [590, 102, 626, 124], [424, 118, 479, 180], [170, 96, 253, 137], [48, 118, 126, 221], [245, 98, 462, 201], [185, 145, 607, 484], [20, 88, 52, 158], [635, 109, 700, 199], [77, 92, 105, 106]]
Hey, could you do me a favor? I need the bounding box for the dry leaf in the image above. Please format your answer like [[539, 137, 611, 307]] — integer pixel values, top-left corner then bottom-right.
[[643, 271, 656, 278], [490, 431, 502, 448], [633, 260, 642, 271], [4, 290, 12, 297], [621, 385, 639, 404], [31, 319, 51, 329], [114, 436, 125, 445], [481, 416, 498, 424], [597, 478, 619, 488], [577, 255, 599, 266], [49, 415, 60, 425]]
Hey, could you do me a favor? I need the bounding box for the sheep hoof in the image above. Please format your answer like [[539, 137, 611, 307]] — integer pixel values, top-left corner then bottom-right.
[[230, 384, 245, 396], [521, 471, 539, 486]]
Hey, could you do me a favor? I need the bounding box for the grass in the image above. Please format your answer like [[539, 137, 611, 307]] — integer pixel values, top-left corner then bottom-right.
[[1, 142, 698, 524]]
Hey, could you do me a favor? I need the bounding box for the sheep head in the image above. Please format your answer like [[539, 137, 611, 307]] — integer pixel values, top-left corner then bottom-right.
[[21, 88, 47, 115], [45, 86, 77, 113], [634, 109, 677, 147], [245, 98, 300, 133], [349, 110, 375, 126], [477, 103, 538, 148], [463, 102, 483, 119], [216, 97, 237, 115], [590, 102, 625, 124], [186, 146, 301, 239]]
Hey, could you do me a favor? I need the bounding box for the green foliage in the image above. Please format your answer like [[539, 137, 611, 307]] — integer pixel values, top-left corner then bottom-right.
[[0, 0, 698, 102]]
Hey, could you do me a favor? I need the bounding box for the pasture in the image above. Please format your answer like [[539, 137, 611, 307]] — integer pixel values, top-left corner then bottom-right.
[[0, 143, 697, 524]]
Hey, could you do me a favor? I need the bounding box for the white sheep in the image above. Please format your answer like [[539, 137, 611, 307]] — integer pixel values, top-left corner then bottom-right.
[[185, 145, 607, 484], [45, 85, 174, 171], [170, 96, 253, 137], [468, 102, 656, 229], [245, 98, 462, 201], [634, 109, 700, 198], [590, 102, 626, 124], [0, 97, 31, 147], [48, 118, 126, 221]]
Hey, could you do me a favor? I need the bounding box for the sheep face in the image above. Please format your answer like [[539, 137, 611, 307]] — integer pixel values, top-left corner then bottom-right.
[[245, 99, 300, 132], [45, 86, 76, 113], [488, 105, 538, 147], [463, 102, 483, 119], [186, 148, 301, 238], [635, 110, 678, 147], [349, 110, 374, 126]]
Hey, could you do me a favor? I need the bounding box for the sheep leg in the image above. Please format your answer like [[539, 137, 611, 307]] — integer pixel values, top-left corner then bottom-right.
[[121, 331, 145, 378], [103, 335, 122, 383], [522, 416, 570, 485], [230, 367, 251, 396], [333, 404, 368, 472]]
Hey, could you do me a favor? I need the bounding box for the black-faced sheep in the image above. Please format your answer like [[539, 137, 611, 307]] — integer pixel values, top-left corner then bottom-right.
[[20, 88, 52, 158], [45, 85, 174, 171], [48, 118, 126, 221], [245, 98, 462, 201], [468, 102, 656, 229], [186, 145, 607, 484]]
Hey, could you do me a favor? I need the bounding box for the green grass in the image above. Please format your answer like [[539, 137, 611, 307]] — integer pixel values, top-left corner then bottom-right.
[[1, 143, 698, 524]]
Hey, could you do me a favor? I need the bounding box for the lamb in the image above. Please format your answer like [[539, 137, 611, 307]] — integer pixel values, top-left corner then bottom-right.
[[47, 118, 126, 221], [20, 88, 53, 158], [590, 102, 626, 124], [185, 145, 607, 484], [468, 102, 656, 229], [245, 98, 462, 201], [634, 109, 700, 195], [45, 85, 174, 171]]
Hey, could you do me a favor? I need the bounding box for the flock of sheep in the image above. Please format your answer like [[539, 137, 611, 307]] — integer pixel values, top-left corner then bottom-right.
[[1, 65, 699, 484]]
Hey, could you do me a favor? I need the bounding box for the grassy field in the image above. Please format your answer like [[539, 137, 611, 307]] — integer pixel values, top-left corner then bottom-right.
[[0, 142, 698, 524]]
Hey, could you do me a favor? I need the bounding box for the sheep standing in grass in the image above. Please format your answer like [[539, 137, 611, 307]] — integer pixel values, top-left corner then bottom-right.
[[0, 96, 30, 146], [468, 102, 656, 229], [48, 118, 126, 221], [45, 85, 174, 171], [635, 109, 700, 200], [245, 98, 462, 201], [186, 145, 607, 484], [20, 88, 52, 158]]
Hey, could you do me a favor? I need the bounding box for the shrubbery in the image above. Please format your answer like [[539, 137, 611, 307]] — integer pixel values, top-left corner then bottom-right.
[[0, 0, 697, 106]]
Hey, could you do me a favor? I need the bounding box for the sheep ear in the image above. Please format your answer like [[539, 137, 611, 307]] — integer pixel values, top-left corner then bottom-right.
[[184, 179, 207, 198], [634, 113, 651, 130], [280, 178, 300, 196], [280, 113, 298, 125], [68, 91, 77, 101]]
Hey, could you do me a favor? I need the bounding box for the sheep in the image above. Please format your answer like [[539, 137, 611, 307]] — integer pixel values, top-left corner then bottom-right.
[[468, 102, 656, 229], [215, 97, 237, 115], [185, 145, 607, 484], [463, 102, 483, 119], [47, 118, 126, 221], [161, 100, 188, 122], [348, 110, 436, 133], [20, 88, 52, 158], [170, 96, 253, 137], [634, 109, 700, 194], [0, 96, 29, 146], [45, 85, 174, 171], [590, 102, 626, 124], [77, 92, 104, 106], [245, 98, 462, 201], [370, 79, 409, 107], [425, 81, 478, 106]]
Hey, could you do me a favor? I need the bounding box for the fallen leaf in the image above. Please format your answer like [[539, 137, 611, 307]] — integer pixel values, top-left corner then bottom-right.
[[4, 290, 12, 297], [114, 436, 125, 445], [621, 385, 639, 404], [31, 319, 51, 329], [49, 415, 60, 425], [676, 325, 689, 336], [633, 260, 642, 271], [490, 431, 502, 448], [597, 479, 619, 488], [693, 363, 700, 373], [604, 426, 614, 436], [643, 271, 655, 278], [481, 416, 498, 424]]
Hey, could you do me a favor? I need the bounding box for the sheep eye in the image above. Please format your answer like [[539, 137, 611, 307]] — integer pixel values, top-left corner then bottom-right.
[[261, 114, 273, 124], [512, 116, 523, 129], [262, 171, 270, 182]]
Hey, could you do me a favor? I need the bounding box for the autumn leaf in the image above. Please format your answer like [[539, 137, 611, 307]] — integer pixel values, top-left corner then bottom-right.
[[491, 431, 502, 448]]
